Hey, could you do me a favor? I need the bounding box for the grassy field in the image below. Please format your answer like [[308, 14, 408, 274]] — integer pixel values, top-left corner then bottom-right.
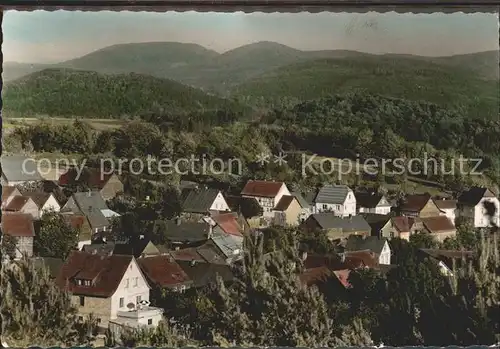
[[3, 117, 125, 131]]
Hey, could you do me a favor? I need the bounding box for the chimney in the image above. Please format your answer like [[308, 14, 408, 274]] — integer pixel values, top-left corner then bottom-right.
[[87, 189, 92, 197], [139, 234, 145, 240]]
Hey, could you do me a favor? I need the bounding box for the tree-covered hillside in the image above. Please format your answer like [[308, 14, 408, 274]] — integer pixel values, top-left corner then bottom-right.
[[232, 56, 499, 119], [2, 68, 248, 118]]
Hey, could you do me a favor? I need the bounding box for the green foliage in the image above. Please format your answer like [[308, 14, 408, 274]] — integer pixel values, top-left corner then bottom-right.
[[34, 211, 79, 259], [3, 68, 248, 118], [119, 319, 196, 347], [0, 257, 80, 346]]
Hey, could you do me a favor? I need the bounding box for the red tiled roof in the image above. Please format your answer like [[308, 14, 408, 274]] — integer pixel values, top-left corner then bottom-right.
[[211, 213, 243, 237], [58, 169, 113, 188], [22, 192, 53, 207], [344, 250, 379, 269], [274, 195, 296, 211], [1, 212, 35, 237], [391, 216, 414, 233], [421, 216, 456, 234], [401, 193, 432, 212], [137, 255, 192, 288], [5, 196, 35, 211], [170, 247, 206, 262], [241, 180, 284, 198], [56, 251, 133, 298], [299, 266, 332, 286], [2, 186, 19, 202]]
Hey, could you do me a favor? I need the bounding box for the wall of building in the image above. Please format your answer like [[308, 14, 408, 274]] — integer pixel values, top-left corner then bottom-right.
[[72, 295, 112, 328], [210, 192, 231, 212]]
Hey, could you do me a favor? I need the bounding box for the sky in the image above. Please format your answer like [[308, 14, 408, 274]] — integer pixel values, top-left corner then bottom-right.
[[2, 10, 499, 63]]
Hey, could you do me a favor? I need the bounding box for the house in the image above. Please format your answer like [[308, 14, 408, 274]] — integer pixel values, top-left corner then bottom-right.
[[434, 199, 458, 225], [56, 251, 163, 330], [176, 260, 235, 288], [211, 227, 244, 263], [1, 155, 44, 186], [240, 180, 291, 218], [313, 184, 356, 217], [112, 237, 162, 258], [361, 213, 391, 237], [291, 191, 312, 222], [180, 187, 230, 215], [380, 216, 419, 240], [457, 187, 500, 228], [272, 195, 303, 226], [163, 218, 212, 246], [301, 213, 371, 240], [355, 192, 392, 215], [60, 191, 119, 236], [3, 196, 40, 220], [22, 191, 61, 217], [2, 185, 22, 206], [63, 214, 93, 250], [137, 254, 193, 292], [343, 235, 391, 265], [1, 212, 35, 259], [59, 170, 124, 201], [420, 216, 457, 243], [399, 193, 441, 218]]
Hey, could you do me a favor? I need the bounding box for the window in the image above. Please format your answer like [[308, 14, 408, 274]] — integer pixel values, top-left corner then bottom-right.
[[136, 295, 141, 304], [119, 297, 124, 308], [134, 277, 138, 287], [322, 204, 328, 210], [125, 278, 129, 288], [79, 296, 85, 306], [148, 319, 153, 325]]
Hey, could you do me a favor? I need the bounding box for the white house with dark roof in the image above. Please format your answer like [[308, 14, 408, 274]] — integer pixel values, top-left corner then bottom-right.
[[180, 187, 230, 215], [1, 155, 44, 186], [344, 235, 392, 265], [355, 192, 392, 215], [457, 187, 500, 228], [240, 180, 290, 218], [313, 184, 356, 217]]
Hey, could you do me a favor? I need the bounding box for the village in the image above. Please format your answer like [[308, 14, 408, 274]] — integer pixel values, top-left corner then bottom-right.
[[1, 152, 499, 345]]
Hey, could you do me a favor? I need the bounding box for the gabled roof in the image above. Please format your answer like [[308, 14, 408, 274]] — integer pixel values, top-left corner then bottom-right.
[[211, 212, 243, 237], [400, 193, 433, 212], [421, 216, 456, 234], [361, 213, 391, 231], [21, 192, 55, 208], [343, 250, 379, 268], [112, 239, 160, 258], [1, 212, 36, 237], [195, 241, 228, 265], [137, 255, 192, 289], [434, 199, 457, 210], [56, 251, 135, 297], [5, 196, 36, 211], [355, 192, 389, 208], [181, 187, 221, 214], [274, 195, 297, 211], [314, 184, 351, 204], [390, 216, 415, 233], [177, 260, 234, 288], [299, 266, 333, 286], [163, 219, 210, 243], [291, 191, 310, 208], [308, 213, 371, 233], [241, 180, 284, 198], [1, 155, 44, 182], [170, 247, 206, 262], [458, 187, 496, 206], [69, 191, 110, 229], [2, 186, 21, 202], [82, 242, 116, 255], [345, 236, 389, 255], [58, 169, 118, 189]]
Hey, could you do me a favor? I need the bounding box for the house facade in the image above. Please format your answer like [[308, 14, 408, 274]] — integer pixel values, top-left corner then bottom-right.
[[2, 186, 22, 207], [313, 185, 356, 217], [301, 213, 371, 240], [420, 216, 457, 243], [241, 180, 291, 218], [23, 192, 61, 217], [273, 195, 303, 226], [434, 199, 457, 225], [3, 196, 40, 220], [457, 187, 500, 228], [344, 235, 392, 265], [181, 187, 231, 215], [56, 252, 163, 330], [380, 216, 420, 241], [356, 192, 392, 215], [1, 213, 35, 259], [400, 193, 441, 218]]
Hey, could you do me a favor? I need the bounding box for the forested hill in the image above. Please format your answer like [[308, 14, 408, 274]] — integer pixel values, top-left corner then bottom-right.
[[2, 68, 248, 118], [231, 56, 499, 119]]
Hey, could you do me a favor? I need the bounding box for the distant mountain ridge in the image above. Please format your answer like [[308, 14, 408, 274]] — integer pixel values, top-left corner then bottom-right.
[[3, 41, 498, 89]]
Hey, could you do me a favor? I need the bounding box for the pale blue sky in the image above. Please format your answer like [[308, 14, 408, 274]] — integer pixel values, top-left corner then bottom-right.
[[3, 10, 498, 63]]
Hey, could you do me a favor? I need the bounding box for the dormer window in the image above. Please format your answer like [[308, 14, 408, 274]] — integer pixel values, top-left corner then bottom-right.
[[76, 278, 92, 286]]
